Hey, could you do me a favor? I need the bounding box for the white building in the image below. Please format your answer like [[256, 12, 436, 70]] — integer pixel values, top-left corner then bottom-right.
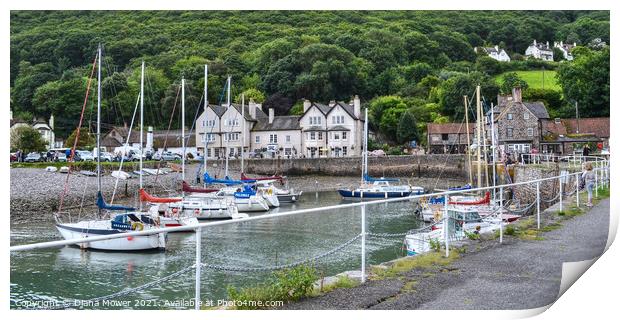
[[299, 96, 364, 158], [475, 45, 510, 62], [553, 41, 576, 61], [525, 40, 554, 61], [195, 95, 366, 159], [10, 111, 60, 149]]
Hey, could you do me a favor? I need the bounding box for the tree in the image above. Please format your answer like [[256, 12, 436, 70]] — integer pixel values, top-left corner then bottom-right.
[[552, 47, 565, 61], [500, 72, 529, 94], [10, 126, 47, 153], [476, 56, 503, 75], [556, 47, 609, 117], [396, 110, 419, 144], [12, 61, 57, 115], [429, 31, 476, 62], [237, 88, 266, 104], [64, 127, 95, 149], [438, 72, 499, 118]]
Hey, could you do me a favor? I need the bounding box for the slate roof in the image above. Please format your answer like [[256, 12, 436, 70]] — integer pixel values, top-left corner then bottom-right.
[[541, 119, 568, 136], [523, 102, 550, 119], [331, 102, 362, 120], [327, 125, 351, 131], [312, 103, 332, 114], [562, 117, 609, 138], [303, 126, 326, 132], [427, 123, 475, 134], [252, 116, 301, 131]]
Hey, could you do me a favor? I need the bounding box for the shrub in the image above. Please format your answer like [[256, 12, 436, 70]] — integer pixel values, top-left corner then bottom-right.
[[504, 225, 516, 235]]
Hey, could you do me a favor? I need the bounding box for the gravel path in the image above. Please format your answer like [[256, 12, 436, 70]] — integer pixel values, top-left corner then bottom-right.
[[282, 197, 610, 310]]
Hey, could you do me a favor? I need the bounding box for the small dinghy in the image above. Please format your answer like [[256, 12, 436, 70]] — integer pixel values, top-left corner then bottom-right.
[[79, 170, 97, 177], [45, 166, 58, 172], [59, 166, 70, 173], [111, 170, 131, 180]]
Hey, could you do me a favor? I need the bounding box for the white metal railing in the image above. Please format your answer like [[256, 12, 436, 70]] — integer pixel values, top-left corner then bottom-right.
[[10, 165, 610, 310]]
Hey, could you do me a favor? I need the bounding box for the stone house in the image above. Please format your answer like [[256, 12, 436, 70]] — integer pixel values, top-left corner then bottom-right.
[[525, 40, 554, 61], [475, 45, 510, 62], [426, 123, 474, 154], [485, 87, 550, 156], [553, 41, 576, 61]]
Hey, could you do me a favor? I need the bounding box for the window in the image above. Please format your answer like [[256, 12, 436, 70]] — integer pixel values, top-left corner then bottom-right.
[[310, 132, 316, 140], [342, 132, 347, 140], [442, 134, 449, 141], [227, 119, 239, 127], [269, 134, 278, 144], [284, 148, 292, 155], [207, 148, 212, 157], [309, 116, 323, 125], [225, 133, 239, 141], [507, 128, 513, 137], [332, 115, 345, 124], [524, 112, 530, 120], [507, 113, 514, 120], [342, 146, 348, 156], [318, 132, 323, 140], [286, 135, 291, 143], [214, 148, 220, 157], [527, 128, 534, 137], [334, 132, 340, 140], [255, 135, 260, 143]]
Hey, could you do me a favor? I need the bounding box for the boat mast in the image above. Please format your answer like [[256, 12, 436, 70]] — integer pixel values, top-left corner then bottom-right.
[[241, 93, 245, 174], [491, 102, 497, 202], [225, 75, 231, 177], [476, 85, 482, 191], [482, 100, 489, 188], [464, 95, 473, 186], [361, 107, 368, 185], [182, 77, 185, 183], [139, 61, 144, 199], [203, 65, 208, 187], [96, 44, 102, 218]]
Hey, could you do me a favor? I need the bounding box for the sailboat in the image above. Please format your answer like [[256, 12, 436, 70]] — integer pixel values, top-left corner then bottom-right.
[[55, 48, 165, 251], [338, 108, 424, 199]]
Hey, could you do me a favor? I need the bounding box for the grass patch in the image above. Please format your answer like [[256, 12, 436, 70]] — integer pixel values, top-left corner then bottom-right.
[[226, 264, 318, 310], [541, 222, 562, 232], [315, 275, 359, 295], [371, 251, 459, 280], [11, 160, 167, 171], [401, 280, 417, 293], [494, 70, 560, 91]]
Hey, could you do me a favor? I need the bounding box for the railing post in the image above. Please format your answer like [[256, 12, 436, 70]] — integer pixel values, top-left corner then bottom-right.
[[536, 181, 540, 229], [499, 186, 503, 243], [595, 166, 599, 198], [559, 176, 563, 212], [444, 195, 449, 257], [195, 227, 202, 310], [575, 172, 580, 207], [361, 203, 366, 283]]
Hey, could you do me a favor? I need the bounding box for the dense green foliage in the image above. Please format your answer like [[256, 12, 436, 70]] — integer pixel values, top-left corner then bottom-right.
[[10, 11, 609, 146]]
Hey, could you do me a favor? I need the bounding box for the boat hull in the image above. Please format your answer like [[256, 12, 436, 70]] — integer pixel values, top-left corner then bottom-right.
[[277, 192, 302, 203], [56, 222, 165, 251], [337, 189, 415, 199]]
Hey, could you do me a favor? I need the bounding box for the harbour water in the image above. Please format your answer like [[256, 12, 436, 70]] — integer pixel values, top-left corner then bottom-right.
[[10, 191, 428, 309]]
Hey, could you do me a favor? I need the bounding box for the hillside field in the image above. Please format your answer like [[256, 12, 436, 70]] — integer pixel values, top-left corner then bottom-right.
[[495, 70, 560, 91]]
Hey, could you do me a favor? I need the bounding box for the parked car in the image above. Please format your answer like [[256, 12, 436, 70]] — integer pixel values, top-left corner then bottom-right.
[[99, 152, 114, 162], [75, 150, 94, 161], [369, 149, 386, 157], [24, 152, 43, 162], [10, 153, 17, 162], [56, 153, 67, 162], [154, 151, 181, 161]]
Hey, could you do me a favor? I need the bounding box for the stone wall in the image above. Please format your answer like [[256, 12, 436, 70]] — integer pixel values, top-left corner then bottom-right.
[[210, 155, 468, 179], [512, 164, 578, 210]]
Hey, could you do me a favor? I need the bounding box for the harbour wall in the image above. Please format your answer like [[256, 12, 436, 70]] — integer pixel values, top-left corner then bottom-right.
[[208, 155, 468, 179]]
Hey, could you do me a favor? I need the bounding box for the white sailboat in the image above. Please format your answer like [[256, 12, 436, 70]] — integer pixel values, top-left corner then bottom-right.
[[55, 48, 165, 251]]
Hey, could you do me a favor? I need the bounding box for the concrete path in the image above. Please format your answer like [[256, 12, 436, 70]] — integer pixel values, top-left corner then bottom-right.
[[283, 198, 610, 310]]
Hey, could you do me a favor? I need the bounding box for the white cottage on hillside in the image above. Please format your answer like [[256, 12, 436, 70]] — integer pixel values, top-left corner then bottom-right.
[[475, 45, 510, 62], [553, 41, 576, 61], [525, 40, 554, 61]]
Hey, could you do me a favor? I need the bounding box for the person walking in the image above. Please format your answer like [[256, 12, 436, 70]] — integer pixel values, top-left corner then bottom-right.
[[582, 144, 591, 157], [582, 162, 596, 207]]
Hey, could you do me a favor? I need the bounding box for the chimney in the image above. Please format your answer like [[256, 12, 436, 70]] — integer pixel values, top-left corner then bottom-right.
[[49, 114, 54, 130], [329, 100, 336, 107], [495, 45, 499, 51], [303, 99, 311, 113], [268, 108, 274, 124], [546, 41, 549, 48], [249, 99, 257, 119], [512, 87, 522, 103], [353, 95, 361, 118], [533, 39, 537, 45], [146, 126, 154, 151]]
